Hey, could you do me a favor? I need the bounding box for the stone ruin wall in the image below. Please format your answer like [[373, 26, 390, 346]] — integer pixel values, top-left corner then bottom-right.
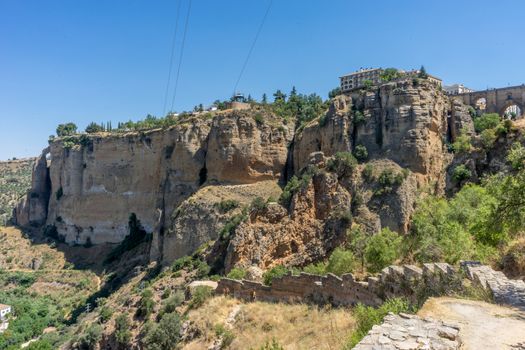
[[216, 262, 459, 307]]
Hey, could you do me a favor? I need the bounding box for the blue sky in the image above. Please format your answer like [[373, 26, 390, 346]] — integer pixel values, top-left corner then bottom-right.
[[1, 0, 524, 160]]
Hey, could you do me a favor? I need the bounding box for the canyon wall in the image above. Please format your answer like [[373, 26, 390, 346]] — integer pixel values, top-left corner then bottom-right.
[[15, 79, 474, 267]]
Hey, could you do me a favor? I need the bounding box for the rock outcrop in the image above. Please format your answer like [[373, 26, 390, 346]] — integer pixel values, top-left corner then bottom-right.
[[15, 79, 477, 270]]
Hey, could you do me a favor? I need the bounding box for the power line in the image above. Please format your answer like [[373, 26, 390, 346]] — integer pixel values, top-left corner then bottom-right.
[[170, 0, 192, 112], [233, 0, 273, 95], [162, 0, 183, 116]]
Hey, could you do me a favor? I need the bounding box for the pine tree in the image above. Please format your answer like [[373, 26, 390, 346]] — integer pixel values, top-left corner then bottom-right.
[[262, 93, 267, 104]]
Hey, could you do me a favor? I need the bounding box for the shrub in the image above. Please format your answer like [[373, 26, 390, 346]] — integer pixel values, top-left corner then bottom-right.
[[115, 314, 131, 346], [98, 306, 113, 323], [171, 256, 193, 272], [365, 228, 402, 273], [327, 152, 357, 178], [188, 286, 213, 309], [451, 132, 472, 154], [346, 298, 411, 348], [158, 291, 184, 319], [78, 323, 102, 350], [136, 289, 155, 319], [219, 212, 248, 239], [452, 164, 472, 182], [353, 144, 368, 161], [279, 172, 313, 207], [215, 199, 239, 212], [326, 248, 356, 276], [226, 268, 247, 280], [473, 113, 500, 133], [214, 324, 235, 348], [507, 142, 525, 170], [480, 128, 497, 149], [254, 113, 264, 125], [353, 111, 366, 125], [258, 339, 285, 350], [262, 265, 289, 286], [251, 196, 267, 211], [143, 312, 182, 350], [362, 164, 374, 182], [375, 168, 405, 194]]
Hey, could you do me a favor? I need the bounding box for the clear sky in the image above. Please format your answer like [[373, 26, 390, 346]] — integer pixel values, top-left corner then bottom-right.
[[1, 0, 524, 160]]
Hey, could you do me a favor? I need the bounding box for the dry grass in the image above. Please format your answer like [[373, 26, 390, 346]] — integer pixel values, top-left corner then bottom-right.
[[193, 180, 282, 205], [184, 296, 355, 350]]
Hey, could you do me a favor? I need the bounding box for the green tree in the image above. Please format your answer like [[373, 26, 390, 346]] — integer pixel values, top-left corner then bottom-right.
[[418, 65, 428, 79], [507, 142, 525, 170], [273, 90, 287, 103], [56, 122, 77, 137], [115, 314, 132, 346], [85, 122, 104, 134], [143, 313, 182, 350], [328, 87, 341, 99], [473, 113, 500, 133], [452, 164, 472, 183], [326, 247, 356, 275], [353, 144, 368, 161], [379, 68, 401, 82], [365, 228, 402, 272]]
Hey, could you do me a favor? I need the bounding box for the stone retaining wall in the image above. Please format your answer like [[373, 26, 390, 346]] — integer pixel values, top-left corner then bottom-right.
[[216, 262, 459, 307]]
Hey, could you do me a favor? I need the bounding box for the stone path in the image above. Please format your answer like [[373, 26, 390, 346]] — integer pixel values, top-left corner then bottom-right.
[[353, 312, 461, 350]]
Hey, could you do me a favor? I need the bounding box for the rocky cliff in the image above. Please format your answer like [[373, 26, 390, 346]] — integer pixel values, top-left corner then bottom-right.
[[15, 79, 474, 269]]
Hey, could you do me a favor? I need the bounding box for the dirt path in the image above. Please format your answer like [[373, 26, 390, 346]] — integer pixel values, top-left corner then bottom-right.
[[419, 297, 525, 349]]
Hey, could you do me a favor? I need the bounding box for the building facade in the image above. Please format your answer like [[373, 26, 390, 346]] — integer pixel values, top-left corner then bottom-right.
[[340, 68, 383, 92], [0, 304, 11, 333], [443, 84, 475, 95]]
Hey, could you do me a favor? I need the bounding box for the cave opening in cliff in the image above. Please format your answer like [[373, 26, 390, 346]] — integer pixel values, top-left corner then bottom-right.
[[198, 165, 207, 186]]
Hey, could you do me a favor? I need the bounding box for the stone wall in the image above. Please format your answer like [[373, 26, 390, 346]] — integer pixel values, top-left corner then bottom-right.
[[216, 262, 459, 307]]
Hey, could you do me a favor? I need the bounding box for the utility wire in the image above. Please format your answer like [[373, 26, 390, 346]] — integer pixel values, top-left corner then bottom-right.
[[162, 0, 183, 116], [170, 0, 192, 112], [233, 0, 273, 95]]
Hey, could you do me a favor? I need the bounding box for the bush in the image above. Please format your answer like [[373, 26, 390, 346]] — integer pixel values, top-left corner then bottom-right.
[[326, 248, 356, 276], [98, 306, 113, 323], [251, 196, 267, 211], [262, 265, 289, 286], [327, 152, 357, 178], [85, 122, 105, 134], [188, 286, 213, 309], [226, 268, 247, 280], [352, 111, 366, 125], [143, 312, 181, 350], [365, 228, 402, 273], [158, 291, 184, 319], [214, 324, 235, 348], [346, 298, 411, 348], [78, 323, 102, 350], [507, 142, 525, 170], [452, 164, 472, 182], [278, 172, 313, 208], [115, 314, 131, 346], [136, 289, 155, 319], [254, 113, 264, 125], [375, 168, 406, 194], [215, 199, 239, 212], [474, 113, 500, 133], [451, 132, 472, 154], [353, 144, 368, 161], [480, 128, 497, 149], [362, 164, 374, 182], [219, 212, 248, 239]]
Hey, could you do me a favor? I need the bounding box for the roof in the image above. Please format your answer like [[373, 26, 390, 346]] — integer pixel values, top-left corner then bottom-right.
[[0, 304, 11, 311], [339, 68, 382, 78]]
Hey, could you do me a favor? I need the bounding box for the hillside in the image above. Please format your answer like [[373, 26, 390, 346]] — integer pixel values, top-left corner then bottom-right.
[[0, 159, 34, 226], [7, 76, 525, 349]]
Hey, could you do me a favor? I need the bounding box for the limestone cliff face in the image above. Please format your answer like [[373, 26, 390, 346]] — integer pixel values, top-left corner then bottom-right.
[[206, 111, 293, 184], [13, 151, 49, 227], [225, 170, 351, 271], [294, 80, 464, 193], [16, 112, 292, 254]]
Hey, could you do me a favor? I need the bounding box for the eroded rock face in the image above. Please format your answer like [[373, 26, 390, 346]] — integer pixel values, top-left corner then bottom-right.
[[224, 171, 351, 271], [17, 112, 292, 250], [14, 149, 49, 227], [206, 111, 294, 184], [159, 180, 282, 265]]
